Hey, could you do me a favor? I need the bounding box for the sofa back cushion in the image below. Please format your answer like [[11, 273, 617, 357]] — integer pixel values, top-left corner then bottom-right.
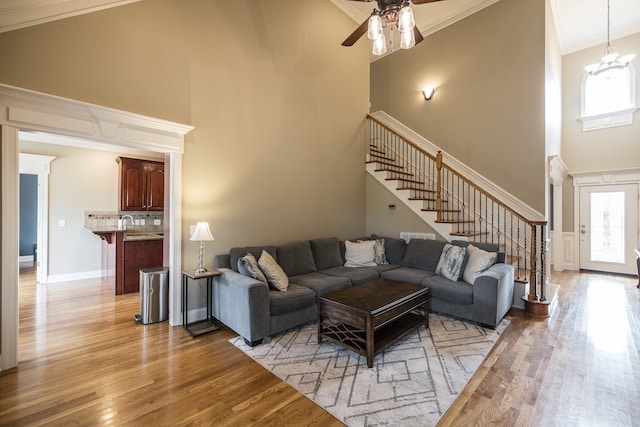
[[310, 237, 343, 270], [451, 240, 505, 263], [276, 240, 318, 277], [401, 239, 447, 272], [229, 246, 277, 273]]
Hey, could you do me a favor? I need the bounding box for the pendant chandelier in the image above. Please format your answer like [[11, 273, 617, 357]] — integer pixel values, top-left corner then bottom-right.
[[584, 0, 635, 75]]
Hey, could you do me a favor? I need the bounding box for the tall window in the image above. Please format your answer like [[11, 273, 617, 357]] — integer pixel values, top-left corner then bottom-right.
[[581, 64, 637, 131]]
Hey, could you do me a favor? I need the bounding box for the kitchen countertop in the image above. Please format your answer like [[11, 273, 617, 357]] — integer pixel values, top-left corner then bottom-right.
[[85, 227, 164, 241]]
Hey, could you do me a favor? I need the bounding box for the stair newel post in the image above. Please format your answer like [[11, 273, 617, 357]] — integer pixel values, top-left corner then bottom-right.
[[529, 224, 539, 300], [435, 151, 443, 222], [540, 223, 546, 302]]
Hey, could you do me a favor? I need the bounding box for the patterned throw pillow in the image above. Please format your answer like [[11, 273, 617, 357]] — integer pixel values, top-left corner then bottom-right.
[[258, 250, 289, 291], [237, 253, 267, 283], [462, 244, 498, 285], [344, 240, 377, 267], [435, 244, 467, 281], [373, 238, 388, 265]]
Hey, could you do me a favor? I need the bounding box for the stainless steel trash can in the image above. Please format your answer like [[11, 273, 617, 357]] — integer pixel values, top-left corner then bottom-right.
[[135, 267, 169, 324]]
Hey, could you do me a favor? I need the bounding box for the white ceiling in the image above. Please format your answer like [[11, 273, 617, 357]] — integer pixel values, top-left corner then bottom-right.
[[330, 0, 640, 55], [1, 0, 639, 55]]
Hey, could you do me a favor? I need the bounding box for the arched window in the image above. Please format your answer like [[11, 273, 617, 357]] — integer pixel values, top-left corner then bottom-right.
[[580, 64, 637, 131]]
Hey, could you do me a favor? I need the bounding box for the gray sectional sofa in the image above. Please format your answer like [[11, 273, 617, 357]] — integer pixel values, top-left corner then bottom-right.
[[212, 235, 514, 346]]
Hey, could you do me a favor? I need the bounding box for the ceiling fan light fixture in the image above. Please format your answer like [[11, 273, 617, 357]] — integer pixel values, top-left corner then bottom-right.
[[400, 27, 415, 49], [372, 34, 387, 56], [367, 13, 383, 40], [398, 4, 415, 33]]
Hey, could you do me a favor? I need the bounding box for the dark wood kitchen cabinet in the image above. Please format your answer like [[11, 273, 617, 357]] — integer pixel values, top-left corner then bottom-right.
[[118, 157, 164, 211], [123, 239, 164, 294]]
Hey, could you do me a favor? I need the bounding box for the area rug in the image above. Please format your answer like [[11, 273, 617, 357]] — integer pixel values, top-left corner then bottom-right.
[[230, 314, 508, 426]]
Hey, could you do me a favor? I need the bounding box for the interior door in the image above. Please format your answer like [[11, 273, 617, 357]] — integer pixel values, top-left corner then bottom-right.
[[579, 184, 639, 275]]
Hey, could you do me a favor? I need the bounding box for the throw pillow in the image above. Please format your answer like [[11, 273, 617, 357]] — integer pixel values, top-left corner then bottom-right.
[[237, 253, 267, 283], [372, 238, 388, 265], [258, 250, 289, 291], [344, 240, 377, 267], [435, 243, 467, 281], [462, 244, 498, 285]]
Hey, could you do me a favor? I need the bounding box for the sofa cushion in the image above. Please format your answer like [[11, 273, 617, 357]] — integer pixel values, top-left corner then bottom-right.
[[462, 244, 498, 285], [237, 253, 267, 283], [380, 266, 435, 285], [371, 235, 407, 265], [401, 239, 447, 272], [344, 240, 377, 267], [269, 283, 316, 316], [258, 250, 289, 291], [229, 246, 277, 273], [422, 275, 473, 305], [310, 237, 343, 270], [289, 272, 351, 298], [276, 240, 317, 277], [320, 266, 379, 285], [435, 244, 467, 281], [452, 240, 505, 264], [371, 264, 401, 274]]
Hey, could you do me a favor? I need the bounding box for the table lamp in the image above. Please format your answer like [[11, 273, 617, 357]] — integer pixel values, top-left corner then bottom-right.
[[190, 222, 214, 274]]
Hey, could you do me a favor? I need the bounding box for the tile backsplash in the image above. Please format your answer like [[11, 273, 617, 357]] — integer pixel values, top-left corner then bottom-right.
[[84, 211, 164, 233]]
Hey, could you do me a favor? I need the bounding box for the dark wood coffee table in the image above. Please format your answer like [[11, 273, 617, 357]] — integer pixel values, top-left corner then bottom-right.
[[317, 278, 430, 368]]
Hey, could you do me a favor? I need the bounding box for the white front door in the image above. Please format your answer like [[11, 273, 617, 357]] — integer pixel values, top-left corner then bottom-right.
[[579, 184, 639, 275]]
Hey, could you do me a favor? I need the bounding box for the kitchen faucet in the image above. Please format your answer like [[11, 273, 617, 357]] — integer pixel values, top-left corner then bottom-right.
[[120, 214, 135, 230]]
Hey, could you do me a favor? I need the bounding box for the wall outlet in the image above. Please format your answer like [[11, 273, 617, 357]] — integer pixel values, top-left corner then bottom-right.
[[140, 219, 145, 225], [58, 219, 66, 227], [153, 219, 161, 226]]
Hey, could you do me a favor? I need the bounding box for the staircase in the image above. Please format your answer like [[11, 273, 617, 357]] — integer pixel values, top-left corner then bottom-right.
[[366, 112, 555, 317]]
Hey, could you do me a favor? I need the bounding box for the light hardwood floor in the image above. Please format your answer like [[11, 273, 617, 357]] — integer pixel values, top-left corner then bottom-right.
[[1, 268, 638, 426]]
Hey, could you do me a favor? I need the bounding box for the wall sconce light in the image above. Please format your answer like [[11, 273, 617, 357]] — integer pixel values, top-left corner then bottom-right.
[[190, 221, 215, 274], [423, 86, 436, 100]]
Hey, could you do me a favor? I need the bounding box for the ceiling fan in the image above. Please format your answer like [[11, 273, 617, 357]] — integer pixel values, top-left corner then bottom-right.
[[342, 0, 444, 55]]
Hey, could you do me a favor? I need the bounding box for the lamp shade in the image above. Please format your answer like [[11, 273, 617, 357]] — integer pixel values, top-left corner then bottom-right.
[[190, 222, 214, 241]]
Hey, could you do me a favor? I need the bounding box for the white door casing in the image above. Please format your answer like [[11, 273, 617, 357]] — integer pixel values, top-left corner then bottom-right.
[[573, 169, 640, 276], [0, 83, 193, 371], [19, 153, 55, 284]]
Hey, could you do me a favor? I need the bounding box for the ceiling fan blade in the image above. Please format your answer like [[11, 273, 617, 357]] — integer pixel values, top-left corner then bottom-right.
[[411, 0, 444, 4], [342, 18, 370, 47], [413, 26, 424, 45]]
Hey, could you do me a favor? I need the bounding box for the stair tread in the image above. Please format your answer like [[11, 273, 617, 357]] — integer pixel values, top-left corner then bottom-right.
[[449, 231, 489, 237], [398, 187, 434, 192], [386, 178, 424, 185]]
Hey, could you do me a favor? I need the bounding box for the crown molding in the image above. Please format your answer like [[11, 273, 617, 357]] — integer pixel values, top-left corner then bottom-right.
[[0, 0, 142, 33]]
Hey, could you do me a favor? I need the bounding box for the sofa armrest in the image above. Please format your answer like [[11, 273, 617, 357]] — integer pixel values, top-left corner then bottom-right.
[[212, 268, 270, 342], [472, 263, 515, 327]]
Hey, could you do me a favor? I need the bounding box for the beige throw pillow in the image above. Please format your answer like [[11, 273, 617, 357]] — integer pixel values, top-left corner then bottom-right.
[[258, 250, 289, 291], [344, 240, 377, 267], [462, 244, 498, 285]]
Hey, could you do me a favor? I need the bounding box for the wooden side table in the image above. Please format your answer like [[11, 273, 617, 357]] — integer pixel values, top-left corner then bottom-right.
[[182, 269, 221, 337]]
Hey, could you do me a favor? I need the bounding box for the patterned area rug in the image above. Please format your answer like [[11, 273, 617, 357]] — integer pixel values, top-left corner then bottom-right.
[[230, 314, 508, 426]]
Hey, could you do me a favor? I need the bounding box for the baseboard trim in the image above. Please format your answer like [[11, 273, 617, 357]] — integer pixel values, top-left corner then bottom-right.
[[46, 270, 102, 283]]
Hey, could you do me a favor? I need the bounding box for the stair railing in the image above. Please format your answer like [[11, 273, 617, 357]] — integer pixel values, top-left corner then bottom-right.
[[367, 114, 548, 302]]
